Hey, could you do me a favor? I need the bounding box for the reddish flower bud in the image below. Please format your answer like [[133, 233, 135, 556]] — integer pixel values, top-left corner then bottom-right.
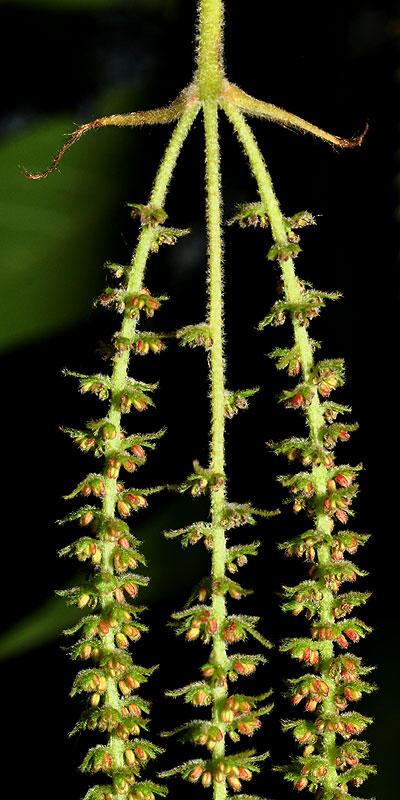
[[118, 500, 131, 517], [123, 459, 137, 473], [80, 511, 94, 526], [99, 620, 110, 637], [288, 358, 301, 375], [305, 699, 317, 712], [119, 680, 131, 696], [189, 766, 203, 782], [123, 582, 138, 597], [345, 628, 359, 642], [125, 749, 136, 766], [193, 689, 210, 706], [291, 693, 303, 706]]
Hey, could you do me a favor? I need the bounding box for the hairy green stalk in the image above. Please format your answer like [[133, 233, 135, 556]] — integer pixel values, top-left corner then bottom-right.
[[204, 97, 229, 792], [160, 4, 274, 800], [56, 103, 199, 800], [226, 107, 375, 798]]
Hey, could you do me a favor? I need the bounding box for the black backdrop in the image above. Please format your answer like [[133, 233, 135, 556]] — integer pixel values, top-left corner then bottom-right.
[[0, 1, 397, 798]]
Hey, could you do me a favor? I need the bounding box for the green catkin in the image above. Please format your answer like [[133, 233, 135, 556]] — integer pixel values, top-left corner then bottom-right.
[[24, 2, 371, 799], [226, 107, 375, 799], [57, 105, 198, 800]]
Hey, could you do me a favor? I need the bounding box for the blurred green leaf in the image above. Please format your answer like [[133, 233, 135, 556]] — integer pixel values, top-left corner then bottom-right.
[[0, 596, 80, 661], [0, 498, 205, 660], [0, 113, 133, 351]]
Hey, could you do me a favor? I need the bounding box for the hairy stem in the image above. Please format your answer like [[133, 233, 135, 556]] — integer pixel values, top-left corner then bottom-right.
[[224, 102, 340, 790], [98, 102, 198, 774], [204, 97, 228, 800], [197, 0, 225, 99]]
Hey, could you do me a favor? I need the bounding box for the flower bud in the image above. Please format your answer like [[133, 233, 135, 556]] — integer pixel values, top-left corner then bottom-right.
[[202, 771, 212, 787], [189, 766, 203, 782], [124, 582, 138, 597], [78, 593, 91, 608], [80, 511, 94, 527], [99, 620, 110, 637], [91, 692, 101, 706], [345, 628, 359, 642], [207, 618, 218, 633], [116, 632, 129, 649], [101, 422, 117, 440]]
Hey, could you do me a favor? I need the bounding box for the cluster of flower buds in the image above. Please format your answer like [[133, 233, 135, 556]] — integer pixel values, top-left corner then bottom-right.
[[163, 463, 272, 792], [177, 460, 225, 497], [58, 199, 175, 800], [117, 489, 148, 517], [129, 288, 165, 319], [172, 606, 218, 643], [281, 383, 315, 410], [64, 371, 111, 401], [228, 201, 270, 228], [311, 359, 345, 398], [131, 334, 164, 355], [260, 286, 340, 330], [149, 226, 190, 253], [267, 242, 302, 263], [260, 209, 376, 798], [224, 387, 259, 418], [270, 345, 301, 375], [128, 202, 168, 227], [192, 726, 224, 751], [97, 286, 126, 314], [176, 323, 214, 349], [161, 749, 268, 791]]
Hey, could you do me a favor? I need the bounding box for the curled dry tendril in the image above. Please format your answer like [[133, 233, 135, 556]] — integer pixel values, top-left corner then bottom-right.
[[21, 80, 367, 182]]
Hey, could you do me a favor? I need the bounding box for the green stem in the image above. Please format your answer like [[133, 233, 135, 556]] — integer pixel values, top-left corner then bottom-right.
[[97, 103, 199, 776], [196, 0, 225, 99], [203, 98, 228, 800], [224, 100, 339, 791]]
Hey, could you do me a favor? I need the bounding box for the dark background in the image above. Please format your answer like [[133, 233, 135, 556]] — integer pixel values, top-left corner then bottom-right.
[[0, 1, 397, 798]]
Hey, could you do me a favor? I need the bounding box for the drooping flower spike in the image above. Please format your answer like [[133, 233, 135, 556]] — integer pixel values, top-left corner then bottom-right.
[[24, 3, 369, 800]]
